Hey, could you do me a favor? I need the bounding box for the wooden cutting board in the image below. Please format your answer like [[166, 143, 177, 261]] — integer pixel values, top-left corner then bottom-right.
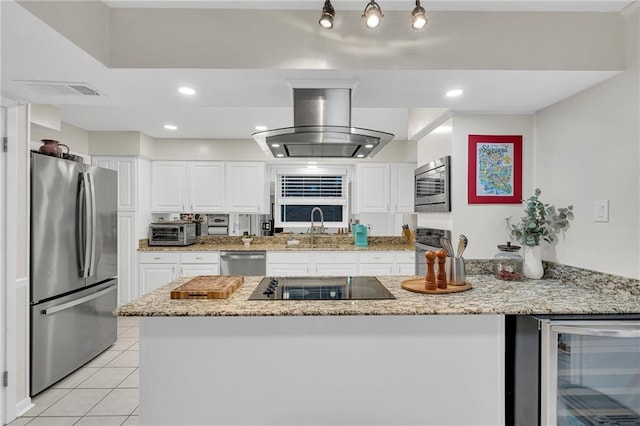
[[170, 275, 244, 299]]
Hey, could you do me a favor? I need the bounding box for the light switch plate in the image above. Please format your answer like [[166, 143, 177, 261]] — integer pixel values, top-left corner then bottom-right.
[[594, 200, 609, 222]]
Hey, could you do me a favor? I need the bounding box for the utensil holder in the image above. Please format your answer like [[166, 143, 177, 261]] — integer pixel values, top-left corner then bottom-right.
[[445, 257, 466, 285]]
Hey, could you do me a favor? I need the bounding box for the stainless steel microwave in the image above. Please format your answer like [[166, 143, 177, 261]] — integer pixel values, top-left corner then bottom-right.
[[414, 155, 451, 212], [148, 222, 197, 246]]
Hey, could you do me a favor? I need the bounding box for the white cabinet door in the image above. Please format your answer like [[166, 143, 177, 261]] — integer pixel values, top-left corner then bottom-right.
[[138, 263, 178, 294], [391, 163, 415, 213], [92, 157, 137, 211], [359, 263, 394, 276], [267, 264, 311, 276], [314, 264, 358, 276], [188, 162, 225, 212], [355, 164, 390, 213], [152, 161, 187, 212], [397, 263, 416, 275], [225, 162, 266, 213], [118, 212, 137, 305], [180, 264, 220, 277]]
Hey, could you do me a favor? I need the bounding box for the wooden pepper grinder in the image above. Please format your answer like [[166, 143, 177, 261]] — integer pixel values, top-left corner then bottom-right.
[[425, 250, 437, 291], [436, 249, 448, 289]]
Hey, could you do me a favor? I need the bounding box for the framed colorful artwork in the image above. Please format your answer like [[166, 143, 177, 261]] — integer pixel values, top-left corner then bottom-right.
[[468, 134, 522, 204]]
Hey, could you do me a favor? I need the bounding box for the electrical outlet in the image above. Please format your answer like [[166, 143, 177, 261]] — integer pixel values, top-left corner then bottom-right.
[[594, 200, 609, 222]]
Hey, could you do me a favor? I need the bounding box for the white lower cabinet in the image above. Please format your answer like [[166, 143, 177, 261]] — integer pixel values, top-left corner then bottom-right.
[[138, 251, 220, 294], [267, 252, 312, 276], [358, 252, 394, 276], [138, 252, 180, 295], [314, 251, 358, 275], [180, 252, 220, 276], [394, 251, 416, 275]]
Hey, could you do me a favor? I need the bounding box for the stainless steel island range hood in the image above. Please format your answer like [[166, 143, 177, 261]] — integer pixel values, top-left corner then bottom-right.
[[252, 88, 394, 159]]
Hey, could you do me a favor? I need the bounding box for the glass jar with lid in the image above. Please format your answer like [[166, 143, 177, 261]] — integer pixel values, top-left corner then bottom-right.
[[494, 242, 524, 281]]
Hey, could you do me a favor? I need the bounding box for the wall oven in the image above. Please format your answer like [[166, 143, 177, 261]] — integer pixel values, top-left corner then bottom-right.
[[414, 155, 451, 213], [506, 315, 640, 425]]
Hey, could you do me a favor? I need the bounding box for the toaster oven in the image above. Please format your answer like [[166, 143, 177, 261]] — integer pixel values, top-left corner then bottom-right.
[[148, 222, 197, 246]]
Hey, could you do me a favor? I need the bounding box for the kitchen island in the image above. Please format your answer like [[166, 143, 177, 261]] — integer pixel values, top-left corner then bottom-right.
[[116, 274, 640, 426]]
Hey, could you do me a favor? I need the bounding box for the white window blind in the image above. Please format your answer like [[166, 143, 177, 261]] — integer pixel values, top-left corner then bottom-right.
[[280, 175, 344, 198]]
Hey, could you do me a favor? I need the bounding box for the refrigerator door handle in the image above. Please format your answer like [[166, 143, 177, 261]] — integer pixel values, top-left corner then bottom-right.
[[79, 172, 92, 278], [87, 173, 98, 276], [40, 285, 116, 316]]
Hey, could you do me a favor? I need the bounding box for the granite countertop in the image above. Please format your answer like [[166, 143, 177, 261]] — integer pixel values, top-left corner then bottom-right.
[[115, 274, 640, 317], [138, 235, 415, 252]]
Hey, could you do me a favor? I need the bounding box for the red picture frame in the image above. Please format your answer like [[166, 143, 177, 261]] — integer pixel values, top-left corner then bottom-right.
[[468, 134, 522, 204]]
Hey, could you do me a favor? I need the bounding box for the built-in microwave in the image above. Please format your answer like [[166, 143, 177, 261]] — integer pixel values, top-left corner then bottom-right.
[[414, 155, 451, 212]]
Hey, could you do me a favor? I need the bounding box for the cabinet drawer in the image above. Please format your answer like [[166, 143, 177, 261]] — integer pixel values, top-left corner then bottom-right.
[[314, 251, 358, 264], [139, 252, 180, 264], [359, 251, 394, 264], [268, 252, 313, 264], [395, 251, 416, 264], [180, 252, 219, 264]]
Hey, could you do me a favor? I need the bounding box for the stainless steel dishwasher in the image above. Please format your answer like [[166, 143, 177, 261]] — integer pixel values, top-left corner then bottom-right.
[[220, 251, 266, 276]]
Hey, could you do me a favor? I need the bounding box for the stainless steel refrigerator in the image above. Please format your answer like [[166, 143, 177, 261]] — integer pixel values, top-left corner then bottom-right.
[[30, 152, 118, 396]]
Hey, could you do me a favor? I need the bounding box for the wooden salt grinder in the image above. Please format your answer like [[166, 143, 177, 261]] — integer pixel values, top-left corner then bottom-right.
[[436, 250, 448, 289], [425, 251, 437, 291]]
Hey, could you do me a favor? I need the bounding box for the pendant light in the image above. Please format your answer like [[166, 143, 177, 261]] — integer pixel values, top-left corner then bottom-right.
[[410, 0, 427, 30], [319, 0, 335, 29], [362, 0, 383, 29]]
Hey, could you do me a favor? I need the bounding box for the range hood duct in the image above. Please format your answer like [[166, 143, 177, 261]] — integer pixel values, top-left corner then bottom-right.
[[252, 88, 394, 159]]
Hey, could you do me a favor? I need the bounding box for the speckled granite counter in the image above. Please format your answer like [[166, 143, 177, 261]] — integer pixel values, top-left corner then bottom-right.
[[115, 274, 640, 317], [138, 235, 415, 252]]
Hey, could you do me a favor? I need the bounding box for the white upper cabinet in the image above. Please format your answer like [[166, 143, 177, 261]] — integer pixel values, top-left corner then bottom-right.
[[354, 163, 415, 214], [92, 157, 137, 211], [225, 162, 266, 213], [390, 163, 416, 213], [152, 161, 188, 212], [188, 162, 225, 212], [354, 163, 390, 213]]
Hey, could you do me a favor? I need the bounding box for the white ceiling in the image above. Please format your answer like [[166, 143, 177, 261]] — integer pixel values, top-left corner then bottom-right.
[[0, 0, 631, 140]]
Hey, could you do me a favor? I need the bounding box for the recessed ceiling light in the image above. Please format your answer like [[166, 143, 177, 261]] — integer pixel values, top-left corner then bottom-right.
[[271, 143, 280, 148], [178, 86, 196, 95], [164, 124, 178, 130], [446, 89, 464, 97], [255, 125, 268, 131], [365, 144, 374, 149], [276, 154, 284, 158], [357, 154, 365, 158]]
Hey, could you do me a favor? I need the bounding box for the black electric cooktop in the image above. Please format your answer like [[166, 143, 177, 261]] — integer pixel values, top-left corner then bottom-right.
[[248, 276, 396, 301]]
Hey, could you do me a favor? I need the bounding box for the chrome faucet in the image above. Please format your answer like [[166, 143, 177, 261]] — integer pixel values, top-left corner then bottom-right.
[[310, 207, 324, 246]]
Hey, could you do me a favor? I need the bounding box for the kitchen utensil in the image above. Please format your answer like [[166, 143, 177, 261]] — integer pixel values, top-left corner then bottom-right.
[[170, 275, 244, 299], [457, 234, 468, 258], [445, 257, 466, 285], [440, 237, 454, 257], [39, 139, 70, 158]]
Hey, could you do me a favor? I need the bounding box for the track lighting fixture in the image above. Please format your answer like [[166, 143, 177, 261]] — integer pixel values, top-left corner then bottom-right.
[[318, 1, 427, 30], [319, 0, 335, 29], [362, 0, 383, 29], [411, 0, 427, 30]]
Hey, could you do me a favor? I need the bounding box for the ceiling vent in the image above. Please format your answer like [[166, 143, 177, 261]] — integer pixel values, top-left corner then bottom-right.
[[17, 80, 102, 96]]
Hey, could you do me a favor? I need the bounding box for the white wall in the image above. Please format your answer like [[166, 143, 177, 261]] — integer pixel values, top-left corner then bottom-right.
[[450, 114, 535, 260], [416, 118, 454, 230], [533, 3, 640, 278]]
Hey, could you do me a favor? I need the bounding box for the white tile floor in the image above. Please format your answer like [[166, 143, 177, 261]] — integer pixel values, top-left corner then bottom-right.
[[8, 317, 139, 426]]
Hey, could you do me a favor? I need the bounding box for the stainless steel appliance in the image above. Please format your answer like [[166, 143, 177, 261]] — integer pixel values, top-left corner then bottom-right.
[[30, 152, 118, 396], [220, 251, 266, 276], [148, 221, 196, 246], [506, 315, 640, 425], [207, 214, 229, 235], [414, 155, 451, 212], [414, 227, 451, 276], [252, 88, 394, 159], [248, 276, 396, 300]]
